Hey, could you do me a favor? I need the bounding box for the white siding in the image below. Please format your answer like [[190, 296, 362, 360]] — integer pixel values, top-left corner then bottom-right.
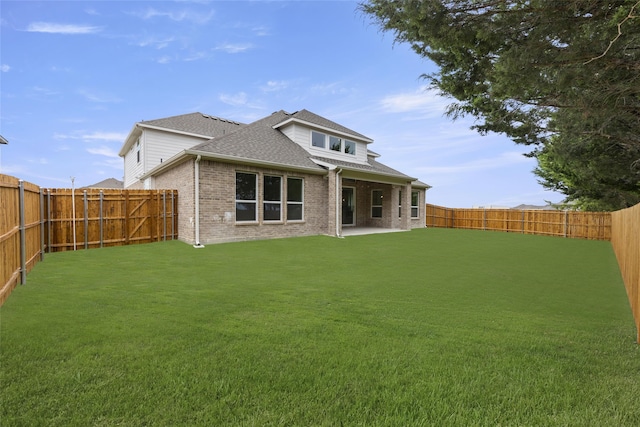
[[281, 123, 369, 164], [123, 140, 144, 188], [144, 129, 208, 173], [123, 128, 208, 188]]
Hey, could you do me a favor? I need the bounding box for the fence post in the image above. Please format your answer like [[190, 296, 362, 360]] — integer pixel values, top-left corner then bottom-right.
[[47, 189, 51, 253], [83, 190, 88, 249], [163, 190, 167, 241], [171, 191, 175, 239], [521, 210, 525, 234], [40, 189, 45, 261], [124, 192, 129, 245], [99, 191, 103, 248], [564, 210, 568, 238], [483, 209, 487, 231], [18, 180, 26, 285]]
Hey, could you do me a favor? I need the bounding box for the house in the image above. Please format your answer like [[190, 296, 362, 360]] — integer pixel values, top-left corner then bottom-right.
[[118, 110, 430, 245], [83, 178, 124, 189]]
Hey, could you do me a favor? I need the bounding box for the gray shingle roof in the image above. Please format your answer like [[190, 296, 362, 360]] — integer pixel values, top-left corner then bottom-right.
[[141, 112, 245, 138], [311, 155, 414, 180], [278, 109, 372, 142], [83, 178, 124, 189], [191, 111, 325, 172]]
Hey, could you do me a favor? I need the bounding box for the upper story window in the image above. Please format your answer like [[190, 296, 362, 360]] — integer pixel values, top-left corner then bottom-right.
[[311, 131, 326, 149], [136, 140, 141, 163], [310, 130, 356, 156], [344, 140, 355, 155], [329, 136, 341, 152]]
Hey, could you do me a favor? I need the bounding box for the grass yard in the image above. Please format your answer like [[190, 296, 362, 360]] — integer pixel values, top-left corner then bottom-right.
[[1, 228, 639, 426]]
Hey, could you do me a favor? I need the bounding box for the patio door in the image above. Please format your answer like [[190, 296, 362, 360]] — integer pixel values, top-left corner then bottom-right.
[[342, 187, 355, 226]]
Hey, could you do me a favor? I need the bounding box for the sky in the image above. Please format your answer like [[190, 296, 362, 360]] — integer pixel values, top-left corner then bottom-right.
[[0, 0, 566, 208]]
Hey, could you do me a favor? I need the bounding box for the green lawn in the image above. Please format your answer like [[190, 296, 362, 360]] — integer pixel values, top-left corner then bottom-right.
[[2, 228, 638, 426]]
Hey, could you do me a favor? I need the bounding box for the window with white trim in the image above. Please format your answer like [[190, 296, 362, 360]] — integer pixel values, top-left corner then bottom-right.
[[398, 190, 402, 218], [411, 191, 419, 218], [236, 172, 257, 222], [311, 131, 326, 149], [287, 177, 304, 221], [264, 175, 282, 221], [136, 140, 141, 163], [344, 139, 356, 155], [310, 130, 356, 156], [371, 189, 383, 218]]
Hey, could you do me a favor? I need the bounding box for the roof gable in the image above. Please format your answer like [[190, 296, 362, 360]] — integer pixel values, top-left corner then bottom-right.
[[190, 111, 324, 172], [274, 109, 373, 143], [141, 112, 245, 138]]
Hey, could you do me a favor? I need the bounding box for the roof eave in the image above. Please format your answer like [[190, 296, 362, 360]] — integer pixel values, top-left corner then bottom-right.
[[118, 124, 142, 157], [273, 117, 374, 144], [339, 165, 418, 185], [141, 149, 327, 180]]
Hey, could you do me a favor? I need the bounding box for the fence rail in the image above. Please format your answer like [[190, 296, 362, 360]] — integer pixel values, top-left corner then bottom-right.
[[1, 174, 178, 306], [611, 203, 640, 343], [425, 204, 611, 240]]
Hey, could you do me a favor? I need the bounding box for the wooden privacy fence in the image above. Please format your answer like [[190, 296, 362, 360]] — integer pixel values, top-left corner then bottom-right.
[[611, 203, 640, 343], [1, 175, 42, 305], [0, 174, 178, 305], [425, 204, 611, 240]]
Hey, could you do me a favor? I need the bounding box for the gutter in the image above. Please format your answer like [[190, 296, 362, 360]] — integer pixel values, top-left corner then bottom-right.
[[336, 168, 343, 238], [139, 149, 326, 182], [193, 155, 205, 248]]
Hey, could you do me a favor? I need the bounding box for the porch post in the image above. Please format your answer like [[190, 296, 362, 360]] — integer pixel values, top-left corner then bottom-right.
[[327, 169, 341, 237], [401, 182, 412, 230]]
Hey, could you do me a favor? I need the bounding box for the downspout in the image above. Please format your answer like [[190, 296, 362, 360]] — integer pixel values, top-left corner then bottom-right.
[[335, 168, 343, 238], [193, 155, 205, 248]]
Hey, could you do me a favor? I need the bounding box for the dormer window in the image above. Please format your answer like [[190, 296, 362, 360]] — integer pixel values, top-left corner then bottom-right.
[[329, 136, 341, 151], [311, 131, 326, 148], [344, 139, 355, 155], [310, 131, 356, 155]]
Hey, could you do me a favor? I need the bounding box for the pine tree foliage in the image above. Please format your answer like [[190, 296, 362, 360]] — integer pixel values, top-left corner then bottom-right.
[[361, 0, 640, 210]]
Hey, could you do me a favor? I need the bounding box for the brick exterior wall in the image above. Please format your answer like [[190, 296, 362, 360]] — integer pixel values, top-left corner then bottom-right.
[[153, 157, 426, 245], [154, 159, 196, 244], [189, 160, 330, 245]]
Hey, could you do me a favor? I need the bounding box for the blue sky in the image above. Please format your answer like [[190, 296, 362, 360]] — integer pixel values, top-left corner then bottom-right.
[[0, 0, 564, 208]]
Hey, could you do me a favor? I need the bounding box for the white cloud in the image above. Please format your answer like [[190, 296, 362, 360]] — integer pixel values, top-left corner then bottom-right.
[[28, 158, 49, 165], [310, 81, 349, 96], [54, 131, 127, 143], [379, 86, 452, 118], [31, 86, 60, 96], [1, 64, 10, 72], [418, 151, 533, 176], [26, 22, 102, 34], [78, 89, 121, 103], [252, 26, 270, 37], [134, 35, 176, 49], [261, 80, 289, 92], [219, 92, 248, 107], [133, 8, 214, 24], [94, 158, 124, 169], [82, 132, 127, 142], [215, 43, 253, 54], [87, 146, 119, 158]]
